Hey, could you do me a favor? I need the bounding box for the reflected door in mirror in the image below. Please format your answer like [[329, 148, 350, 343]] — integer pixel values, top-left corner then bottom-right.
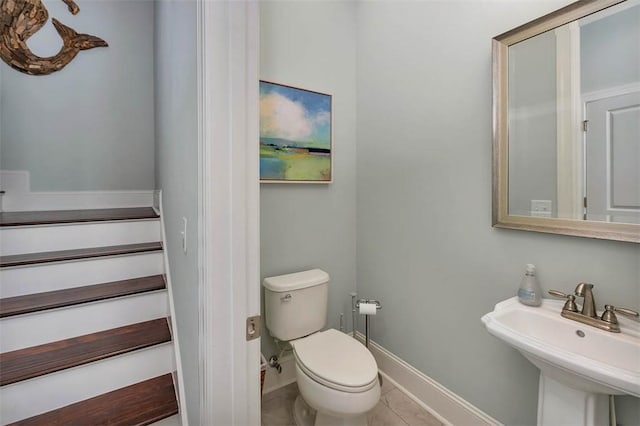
[[585, 91, 640, 224]]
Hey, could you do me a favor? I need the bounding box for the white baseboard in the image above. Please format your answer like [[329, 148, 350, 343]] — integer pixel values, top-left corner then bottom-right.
[[0, 170, 154, 211], [153, 190, 161, 212], [261, 331, 500, 425], [262, 353, 296, 395], [355, 332, 501, 426]]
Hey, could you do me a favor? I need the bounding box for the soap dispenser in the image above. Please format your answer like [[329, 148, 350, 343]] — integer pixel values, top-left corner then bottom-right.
[[517, 264, 542, 306]]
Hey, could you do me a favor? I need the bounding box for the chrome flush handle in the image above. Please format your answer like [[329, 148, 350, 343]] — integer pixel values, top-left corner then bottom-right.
[[280, 293, 292, 302]]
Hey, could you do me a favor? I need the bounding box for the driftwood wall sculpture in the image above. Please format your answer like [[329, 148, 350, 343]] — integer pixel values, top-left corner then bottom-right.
[[0, 0, 108, 76]]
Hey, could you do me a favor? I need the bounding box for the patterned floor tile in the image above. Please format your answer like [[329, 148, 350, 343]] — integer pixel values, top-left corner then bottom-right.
[[262, 380, 442, 426]]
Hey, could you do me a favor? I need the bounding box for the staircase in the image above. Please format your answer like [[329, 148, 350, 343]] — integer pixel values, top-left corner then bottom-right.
[[0, 207, 180, 425]]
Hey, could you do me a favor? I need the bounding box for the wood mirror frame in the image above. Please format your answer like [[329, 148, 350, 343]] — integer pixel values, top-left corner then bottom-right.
[[492, 0, 639, 243]]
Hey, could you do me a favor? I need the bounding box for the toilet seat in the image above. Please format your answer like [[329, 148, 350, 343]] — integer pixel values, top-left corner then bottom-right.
[[292, 329, 378, 393]]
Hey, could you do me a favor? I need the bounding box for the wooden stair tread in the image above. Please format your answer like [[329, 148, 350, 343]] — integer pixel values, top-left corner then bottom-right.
[[0, 318, 171, 386], [7, 373, 178, 426], [0, 242, 163, 268], [0, 207, 159, 227], [0, 275, 166, 318]]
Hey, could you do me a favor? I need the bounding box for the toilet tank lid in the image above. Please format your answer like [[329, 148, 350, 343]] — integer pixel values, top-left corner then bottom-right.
[[263, 269, 329, 292]]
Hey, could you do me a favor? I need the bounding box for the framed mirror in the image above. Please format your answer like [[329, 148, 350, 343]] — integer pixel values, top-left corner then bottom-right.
[[493, 0, 640, 243]]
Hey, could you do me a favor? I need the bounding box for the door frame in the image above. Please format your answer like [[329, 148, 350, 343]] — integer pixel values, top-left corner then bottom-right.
[[555, 22, 583, 220], [197, 1, 261, 424]]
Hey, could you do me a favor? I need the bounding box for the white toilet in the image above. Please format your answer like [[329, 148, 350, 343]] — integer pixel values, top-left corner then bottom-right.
[[263, 269, 380, 426]]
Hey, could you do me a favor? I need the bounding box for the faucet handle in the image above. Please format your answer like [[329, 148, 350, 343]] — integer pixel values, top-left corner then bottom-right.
[[548, 290, 579, 312], [615, 307, 640, 317], [601, 305, 640, 325], [548, 290, 569, 298]]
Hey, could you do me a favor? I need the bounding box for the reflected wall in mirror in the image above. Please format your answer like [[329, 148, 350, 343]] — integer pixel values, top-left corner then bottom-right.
[[493, 0, 640, 243]]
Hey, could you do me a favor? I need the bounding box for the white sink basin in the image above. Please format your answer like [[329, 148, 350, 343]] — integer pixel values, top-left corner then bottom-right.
[[481, 297, 640, 397]]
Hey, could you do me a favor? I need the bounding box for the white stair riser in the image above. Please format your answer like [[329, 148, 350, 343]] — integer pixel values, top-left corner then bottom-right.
[[0, 220, 161, 256], [0, 252, 164, 297], [0, 343, 175, 424], [0, 291, 169, 353]]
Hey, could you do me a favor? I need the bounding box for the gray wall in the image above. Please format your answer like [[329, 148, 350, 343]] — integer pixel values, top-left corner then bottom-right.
[[581, 4, 640, 93], [258, 1, 639, 423], [1, 0, 155, 191], [260, 1, 358, 357], [154, 1, 199, 424], [356, 1, 639, 425]]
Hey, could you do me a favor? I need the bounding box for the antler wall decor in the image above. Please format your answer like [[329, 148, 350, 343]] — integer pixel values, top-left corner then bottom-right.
[[0, 0, 108, 76]]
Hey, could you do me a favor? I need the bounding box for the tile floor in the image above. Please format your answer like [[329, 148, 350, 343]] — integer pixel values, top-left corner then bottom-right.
[[262, 378, 443, 426]]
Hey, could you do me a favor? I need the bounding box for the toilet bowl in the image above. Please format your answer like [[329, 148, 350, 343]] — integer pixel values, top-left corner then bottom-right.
[[263, 269, 381, 426], [291, 329, 380, 426]]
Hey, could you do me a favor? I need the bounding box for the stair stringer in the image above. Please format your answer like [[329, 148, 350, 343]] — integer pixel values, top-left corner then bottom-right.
[[157, 190, 189, 426]]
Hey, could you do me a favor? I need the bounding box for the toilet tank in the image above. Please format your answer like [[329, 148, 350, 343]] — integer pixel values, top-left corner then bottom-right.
[[263, 269, 329, 341]]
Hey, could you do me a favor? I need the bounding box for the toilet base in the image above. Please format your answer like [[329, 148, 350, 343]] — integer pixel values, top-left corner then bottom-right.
[[293, 395, 368, 426]]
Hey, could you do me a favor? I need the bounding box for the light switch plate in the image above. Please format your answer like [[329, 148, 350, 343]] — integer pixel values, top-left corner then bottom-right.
[[531, 200, 552, 217], [181, 217, 187, 254]]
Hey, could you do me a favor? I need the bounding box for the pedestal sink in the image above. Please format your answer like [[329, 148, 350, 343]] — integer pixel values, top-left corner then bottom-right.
[[481, 297, 640, 426]]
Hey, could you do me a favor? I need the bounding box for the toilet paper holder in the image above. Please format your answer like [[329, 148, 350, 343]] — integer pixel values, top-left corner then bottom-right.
[[355, 299, 382, 348], [355, 299, 382, 310]]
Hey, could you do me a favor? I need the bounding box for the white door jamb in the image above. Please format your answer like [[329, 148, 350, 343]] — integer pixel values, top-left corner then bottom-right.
[[198, 1, 260, 425]]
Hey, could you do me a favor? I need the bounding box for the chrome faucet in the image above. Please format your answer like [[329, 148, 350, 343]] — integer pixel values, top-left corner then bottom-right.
[[549, 283, 639, 333]]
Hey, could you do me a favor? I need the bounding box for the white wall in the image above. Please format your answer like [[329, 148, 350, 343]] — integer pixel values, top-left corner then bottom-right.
[[0, 0, 155, 191], [260, 1, 358, 357], [154, 1, 199, 424], [356, 1, 639, 425]]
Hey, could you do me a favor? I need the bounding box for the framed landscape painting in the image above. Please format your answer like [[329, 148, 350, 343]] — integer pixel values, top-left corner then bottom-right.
[[259, 81, 332, 183]]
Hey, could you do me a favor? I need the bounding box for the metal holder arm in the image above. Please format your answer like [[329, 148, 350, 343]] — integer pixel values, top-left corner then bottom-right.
[[350, 293, 357, 338]]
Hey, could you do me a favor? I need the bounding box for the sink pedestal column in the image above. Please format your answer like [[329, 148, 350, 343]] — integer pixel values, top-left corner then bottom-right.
[[537, 375, 609, 426]]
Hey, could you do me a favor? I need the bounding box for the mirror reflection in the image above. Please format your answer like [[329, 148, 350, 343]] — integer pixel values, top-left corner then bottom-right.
[[507, 1, 639, 224]]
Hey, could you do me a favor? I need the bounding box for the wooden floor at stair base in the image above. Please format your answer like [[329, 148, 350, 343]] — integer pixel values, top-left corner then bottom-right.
[[6, 374, 178, 426]]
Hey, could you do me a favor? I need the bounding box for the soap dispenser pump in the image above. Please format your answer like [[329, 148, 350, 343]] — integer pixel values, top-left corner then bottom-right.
[[517, 264, 542, 306]]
